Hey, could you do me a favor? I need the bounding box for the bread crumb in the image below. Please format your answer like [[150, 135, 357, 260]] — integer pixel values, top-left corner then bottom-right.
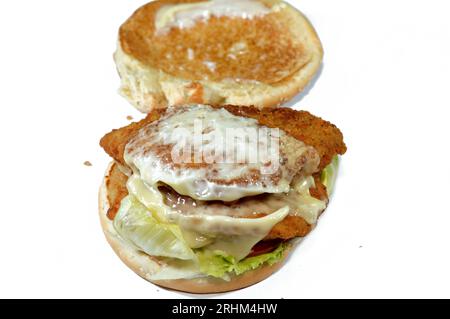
[[126, 115, 133, 121], [187, 48, 194, 60], [84, 161, 92, 167], [203, 61, 216, 72]]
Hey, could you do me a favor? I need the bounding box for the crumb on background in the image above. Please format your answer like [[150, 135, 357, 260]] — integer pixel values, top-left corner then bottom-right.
[[84, 161, 92, 167], [126, 115, 133, 121]]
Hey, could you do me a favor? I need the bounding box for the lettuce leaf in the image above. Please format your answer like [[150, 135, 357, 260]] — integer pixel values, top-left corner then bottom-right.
[[114, 195, 195, 260], [196, 243, 289, 280], [321, 155, 340, 196]]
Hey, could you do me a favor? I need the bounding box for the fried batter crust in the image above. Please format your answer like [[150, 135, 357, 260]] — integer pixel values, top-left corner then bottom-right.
[[100, 105, 346, 170], [100, 106, 345, 240], [105, 163, 328, 240]]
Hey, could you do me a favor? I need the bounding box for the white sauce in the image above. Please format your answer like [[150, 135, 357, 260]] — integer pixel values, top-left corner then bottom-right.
[[187, 48, 195, 60], [120, 104, 327, 260], [124, 105, 319, 202], [203, 61, 216, 72], [126, 173, 325, 259], [126, 175, 290, 257], [155, 0, 271, 34], [162, 175, 326, 225]]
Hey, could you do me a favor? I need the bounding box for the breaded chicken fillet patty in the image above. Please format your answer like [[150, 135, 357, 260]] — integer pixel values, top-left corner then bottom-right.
[[99, 104, 346, 292]]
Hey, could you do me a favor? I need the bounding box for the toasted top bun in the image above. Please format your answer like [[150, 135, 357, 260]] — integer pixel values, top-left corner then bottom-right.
[[99, 162, 292, 294], [115, 0, 323, 112]]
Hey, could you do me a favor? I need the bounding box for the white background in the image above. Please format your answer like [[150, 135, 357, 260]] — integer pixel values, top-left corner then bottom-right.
[[0, 0, 449, 299]]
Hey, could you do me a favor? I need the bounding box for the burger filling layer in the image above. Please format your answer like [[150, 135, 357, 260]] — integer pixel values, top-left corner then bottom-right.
[[112, 105, 336, 280]]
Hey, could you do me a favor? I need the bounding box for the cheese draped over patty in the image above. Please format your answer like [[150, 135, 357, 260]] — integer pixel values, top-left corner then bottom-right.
[[114, 105, 329, 261], [124, 105, 320, 202]]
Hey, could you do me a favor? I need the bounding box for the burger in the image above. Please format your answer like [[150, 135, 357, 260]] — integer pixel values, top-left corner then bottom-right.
[[99, 104, 346, 293]]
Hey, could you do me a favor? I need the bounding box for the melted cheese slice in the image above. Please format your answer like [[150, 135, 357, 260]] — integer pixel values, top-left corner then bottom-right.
[[124, 105, 320, 202], [126, 174, 325, 260], [127, 175, 289, 236], [127, 175, 290, 260], [122, 105, 325, 261]]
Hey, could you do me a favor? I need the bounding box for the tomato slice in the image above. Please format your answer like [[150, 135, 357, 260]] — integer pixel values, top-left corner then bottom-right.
[[247, 240, 284, 258]]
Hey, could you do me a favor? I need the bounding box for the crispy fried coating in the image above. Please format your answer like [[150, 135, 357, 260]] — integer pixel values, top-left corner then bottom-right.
[[105, 163, 328, 240], [105, 163, 129, 221], [100, 106, 345, 241], [100, 105, 346, 170], [100, 109, 165, 167], [223, 106, 346, 170]]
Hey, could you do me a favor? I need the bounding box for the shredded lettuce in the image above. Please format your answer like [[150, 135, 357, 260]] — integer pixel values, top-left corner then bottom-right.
[[196, 243, 289, 280], [114, 195, 195, 260], [321, 155, 340, 196], [113, 156, 341, 279]]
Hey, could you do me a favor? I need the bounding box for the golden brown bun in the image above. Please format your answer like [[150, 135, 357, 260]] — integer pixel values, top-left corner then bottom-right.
[[115, 0, 323, 112], [99, 162, 292, 293]]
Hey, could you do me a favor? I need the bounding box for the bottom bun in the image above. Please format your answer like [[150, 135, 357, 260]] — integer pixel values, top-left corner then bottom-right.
[[98, 162, 292, 294]]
